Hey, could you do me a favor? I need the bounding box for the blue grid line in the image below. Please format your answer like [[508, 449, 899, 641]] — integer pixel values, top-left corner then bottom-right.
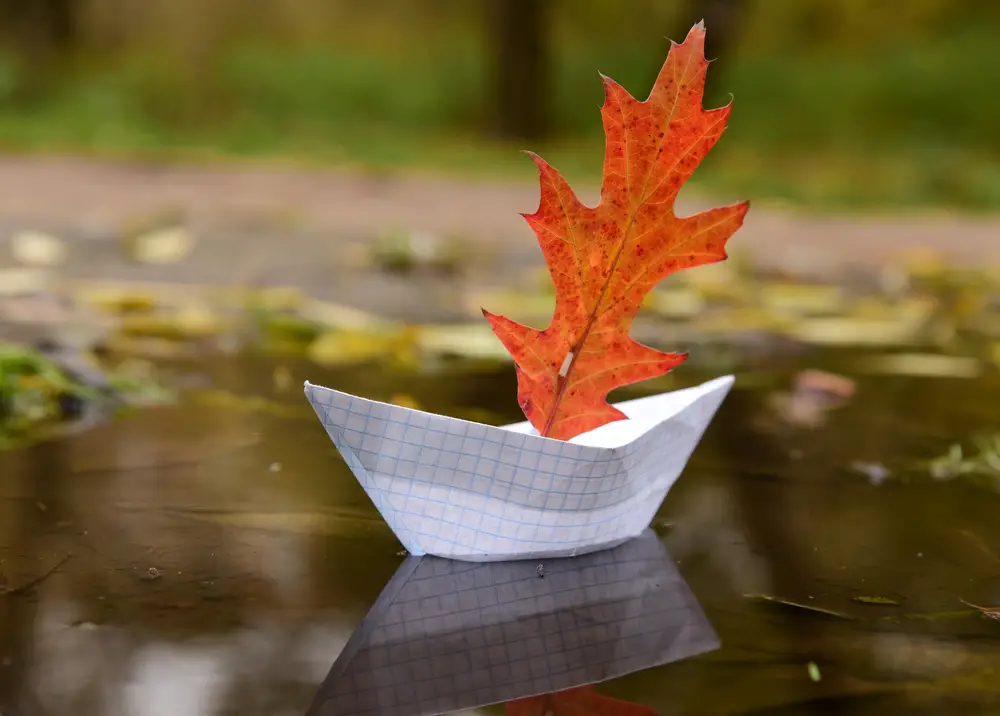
[[339, 433, 633, 500], [305, 378, 731, 560]]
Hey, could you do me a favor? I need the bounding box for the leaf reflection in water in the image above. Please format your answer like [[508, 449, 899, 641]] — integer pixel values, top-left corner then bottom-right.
[[304, 529, 717, 716]]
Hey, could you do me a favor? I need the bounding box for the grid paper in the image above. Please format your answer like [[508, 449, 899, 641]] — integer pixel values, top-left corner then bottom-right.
[[305, 528, 718, 716], [304, 375, 733, 561]]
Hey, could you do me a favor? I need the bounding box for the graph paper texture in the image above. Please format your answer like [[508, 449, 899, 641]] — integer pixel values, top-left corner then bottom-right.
[[304, 375, 733, 561], [305, 529, 718, 716]]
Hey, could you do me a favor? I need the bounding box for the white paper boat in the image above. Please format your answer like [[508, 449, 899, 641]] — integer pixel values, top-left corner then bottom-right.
[[304, 374, 734, 562]]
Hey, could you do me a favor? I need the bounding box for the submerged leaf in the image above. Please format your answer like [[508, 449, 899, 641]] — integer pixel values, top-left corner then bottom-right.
[[483, 22, 748, 439], [744, 593, 851, 620]]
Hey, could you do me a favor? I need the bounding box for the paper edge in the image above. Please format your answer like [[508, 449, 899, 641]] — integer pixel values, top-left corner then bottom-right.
[[303, 374, 735, 453]]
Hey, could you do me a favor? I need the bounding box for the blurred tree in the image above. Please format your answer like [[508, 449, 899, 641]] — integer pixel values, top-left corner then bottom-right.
[[671, 0, 747, 90], [486, 0, 551, 141], [0, 0, 79, 67]]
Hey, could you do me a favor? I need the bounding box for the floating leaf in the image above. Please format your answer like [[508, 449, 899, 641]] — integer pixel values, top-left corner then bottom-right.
[[807, 661, 822, 682], [960, 599, 1000, 621], [744, 593, 851, 620], [857, 353, 980, 379], [853, 595, 901, 606], [483, 22, 749, 439], [892, 610, 973, 622]]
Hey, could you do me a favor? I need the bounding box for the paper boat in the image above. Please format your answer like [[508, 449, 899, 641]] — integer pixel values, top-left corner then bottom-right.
[[305, 528, 718, 716], [304, 374, 733, 562]]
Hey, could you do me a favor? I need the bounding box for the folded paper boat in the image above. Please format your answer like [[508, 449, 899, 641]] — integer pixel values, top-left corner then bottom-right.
[[304, 374, 733, 562]]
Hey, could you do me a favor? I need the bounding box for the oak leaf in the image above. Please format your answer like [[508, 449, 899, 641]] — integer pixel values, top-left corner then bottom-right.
[[483, 22, 749, 440], [506, 686, 657, 716]]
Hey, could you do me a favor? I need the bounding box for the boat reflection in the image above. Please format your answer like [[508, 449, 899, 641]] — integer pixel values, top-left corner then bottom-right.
[[305, 529, 718, 716]]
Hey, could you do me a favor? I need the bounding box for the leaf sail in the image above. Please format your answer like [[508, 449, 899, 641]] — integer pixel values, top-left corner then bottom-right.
[[483, 22, 749, 440]]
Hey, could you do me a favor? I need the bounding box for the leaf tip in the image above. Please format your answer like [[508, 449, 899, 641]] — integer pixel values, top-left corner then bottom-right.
[[681, 20, 708, 59]]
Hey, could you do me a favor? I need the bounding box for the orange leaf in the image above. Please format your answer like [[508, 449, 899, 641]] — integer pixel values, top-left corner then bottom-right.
[[483, 22, 749, 440], [506, 686, 657, 716]]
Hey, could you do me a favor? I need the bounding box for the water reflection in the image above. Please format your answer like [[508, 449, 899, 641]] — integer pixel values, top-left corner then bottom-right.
[[306, 529, 717, 716]]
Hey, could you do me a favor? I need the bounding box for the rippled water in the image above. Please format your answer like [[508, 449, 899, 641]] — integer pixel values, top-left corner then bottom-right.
[[2, 351, 1000, 715]]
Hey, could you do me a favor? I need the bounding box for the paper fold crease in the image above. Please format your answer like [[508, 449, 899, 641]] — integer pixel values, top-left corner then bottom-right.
[[304, 375, 734, 561]]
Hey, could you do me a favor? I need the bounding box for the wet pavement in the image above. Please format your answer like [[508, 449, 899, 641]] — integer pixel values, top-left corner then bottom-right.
[[2, 349, 1000, 715]]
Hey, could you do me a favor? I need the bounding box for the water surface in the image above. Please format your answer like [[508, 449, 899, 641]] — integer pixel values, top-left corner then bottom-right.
[[2, 351, 999, 715]]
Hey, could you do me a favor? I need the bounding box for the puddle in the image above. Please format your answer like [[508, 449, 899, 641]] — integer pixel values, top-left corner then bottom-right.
[[2, 351, 1000, 714]]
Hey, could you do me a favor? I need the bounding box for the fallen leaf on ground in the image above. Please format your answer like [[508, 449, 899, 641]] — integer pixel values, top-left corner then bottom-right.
[[483, 22, 748, 439], [126, 226, 195, 264], [0, 268, 53, 296], [9, 230, 67, 267]]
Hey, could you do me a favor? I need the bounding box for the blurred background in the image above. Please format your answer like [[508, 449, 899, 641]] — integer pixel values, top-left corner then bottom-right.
[[0, 0, 996, 209], [3, 2, 1000, 715]]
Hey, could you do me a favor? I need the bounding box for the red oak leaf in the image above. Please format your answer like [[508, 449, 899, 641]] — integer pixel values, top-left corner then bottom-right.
[[483, 22, 749, 440], [506, 686, 657, 716]]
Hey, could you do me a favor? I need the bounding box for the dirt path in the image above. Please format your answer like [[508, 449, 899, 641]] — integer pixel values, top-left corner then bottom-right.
[[0, 156, 997, 322]]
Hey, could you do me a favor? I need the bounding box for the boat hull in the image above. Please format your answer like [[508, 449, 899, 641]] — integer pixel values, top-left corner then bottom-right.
[[304, 375, 733, 562]]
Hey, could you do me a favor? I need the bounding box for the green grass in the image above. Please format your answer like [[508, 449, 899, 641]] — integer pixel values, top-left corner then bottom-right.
[[0, 26, 996, 211]]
